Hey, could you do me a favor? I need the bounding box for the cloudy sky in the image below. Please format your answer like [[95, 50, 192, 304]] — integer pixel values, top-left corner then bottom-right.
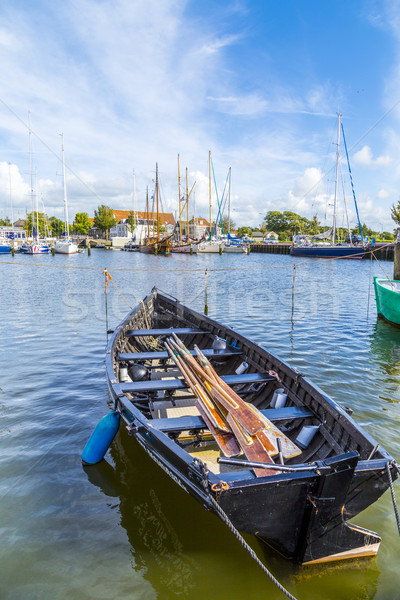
[[1, 0, 400, 231]]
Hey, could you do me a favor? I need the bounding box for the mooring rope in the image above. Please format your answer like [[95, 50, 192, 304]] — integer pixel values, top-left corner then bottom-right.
[[194, 459, 299, 600], [386, 461, 400, 536]]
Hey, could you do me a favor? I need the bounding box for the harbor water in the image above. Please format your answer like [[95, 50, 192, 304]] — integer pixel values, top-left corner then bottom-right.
[[0, 249, 399, 600]]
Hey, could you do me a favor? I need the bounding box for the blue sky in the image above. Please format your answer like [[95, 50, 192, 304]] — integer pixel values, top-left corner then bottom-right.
[[0, 0, 400, 231]]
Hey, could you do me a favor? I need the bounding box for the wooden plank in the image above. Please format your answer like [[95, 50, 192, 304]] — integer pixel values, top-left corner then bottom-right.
[[118, 347, 243, 361], [126, 327, 206, 337], [119, 372, 276, 393], [150, 406, 313, 433]]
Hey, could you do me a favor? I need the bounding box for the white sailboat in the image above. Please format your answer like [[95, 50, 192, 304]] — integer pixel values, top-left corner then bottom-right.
[[197, 151, 224, 253], [54, 135, 78, 255]]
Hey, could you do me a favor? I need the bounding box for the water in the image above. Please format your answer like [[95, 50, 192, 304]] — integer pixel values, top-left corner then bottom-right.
[[0, 249, 399, 600]]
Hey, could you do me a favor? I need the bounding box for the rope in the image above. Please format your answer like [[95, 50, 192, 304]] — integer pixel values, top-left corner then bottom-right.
[[0, 242, 394, 273], [386, 461, 400, 536], [194, 459, 299, 600]]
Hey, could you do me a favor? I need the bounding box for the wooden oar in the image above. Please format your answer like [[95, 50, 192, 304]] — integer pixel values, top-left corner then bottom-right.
[[164, 341, 241, 457], [165, 341, 229, 433], [226, 413, 276, 477], [169, 337, 266, 435]]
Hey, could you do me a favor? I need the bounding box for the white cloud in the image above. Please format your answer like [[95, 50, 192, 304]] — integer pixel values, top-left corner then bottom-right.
[[352, 145, 391, 167]]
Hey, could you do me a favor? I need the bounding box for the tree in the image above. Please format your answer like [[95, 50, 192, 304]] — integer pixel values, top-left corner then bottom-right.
[[127, 211, 136, 234], [27, 212, 48, 237], [74, 212, 92, 235], [237, 226, 253, 238], [0, 217, 11, 226], [391, 201, 400, 226], [93, 205, 116, 240], [49, 216, 65, 237], [222, 217, 236, 233]]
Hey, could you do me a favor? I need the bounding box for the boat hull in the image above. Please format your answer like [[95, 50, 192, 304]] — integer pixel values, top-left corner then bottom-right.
[[374, 277, 400, 326], [291, 245, 365, 259], [20, 243, 51, 254], [197, 241, 224, 253], [54, 240, 78, 254], [224, 244, 248, 253], [104, 289, 397, 565], [171, 243, 198, 254], [0, 245, 12, 254]]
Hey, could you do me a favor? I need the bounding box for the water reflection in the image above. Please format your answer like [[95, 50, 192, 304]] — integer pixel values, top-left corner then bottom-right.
[[370, 319, 400, 380]]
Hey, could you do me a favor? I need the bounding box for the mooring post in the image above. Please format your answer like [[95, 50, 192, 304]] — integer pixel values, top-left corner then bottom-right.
[[204, 268, 208, 315], [394, 228, 400, 280]]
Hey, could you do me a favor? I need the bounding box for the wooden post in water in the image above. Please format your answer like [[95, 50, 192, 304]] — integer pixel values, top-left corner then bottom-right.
[[394, 228, 400, 280]]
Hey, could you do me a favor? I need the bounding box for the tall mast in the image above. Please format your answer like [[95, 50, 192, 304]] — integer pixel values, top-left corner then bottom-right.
[[186, 167, 189, 240], [208, 151, 212, 238], [178, 154, 182, 244], [228, 166, 231, 235], [146, 186, 150, 239], [8, 163, 13, 227], [29, 113, 35, 240], [156, 163, 159, 241], [132, 168, 137, 228], [333, 113, 341, 246], [61, 133, 69, 238]]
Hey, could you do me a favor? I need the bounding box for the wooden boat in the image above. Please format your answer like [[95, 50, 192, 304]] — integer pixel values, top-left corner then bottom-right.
[[103, 288, 398, 565], [374, 276, 400, 326]]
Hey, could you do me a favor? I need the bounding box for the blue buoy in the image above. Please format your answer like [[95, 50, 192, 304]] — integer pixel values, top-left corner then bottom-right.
[[82, 411, 120, 465]]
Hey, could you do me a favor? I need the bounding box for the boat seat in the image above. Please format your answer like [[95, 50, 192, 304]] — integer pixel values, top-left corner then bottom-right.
[[126, 327, 207, 337], [118, 347, 243, 361], [149, 406, 314, 433], [120, 372, 276, 394]]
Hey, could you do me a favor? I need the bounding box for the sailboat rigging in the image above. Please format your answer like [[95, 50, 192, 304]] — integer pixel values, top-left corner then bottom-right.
[[54, 134, 78, 254], [291, 113, 365, 259]]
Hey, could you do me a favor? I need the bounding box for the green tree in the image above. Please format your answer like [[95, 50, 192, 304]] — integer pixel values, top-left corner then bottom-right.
[[237, 226, 253, 237], [49, 216, 65, 237], [222, 217, 236, 233], [74, 212, 92, 235], [27, 212, 48, 237], [93, 205, 116, 240], [127, 211, 136, 234], [391, 201, 400, 226], [0, 217, 11, 226]]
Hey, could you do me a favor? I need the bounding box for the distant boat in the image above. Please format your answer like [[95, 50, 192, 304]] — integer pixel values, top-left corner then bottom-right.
[[140, 165, 172, 255], [54, 135, 78, 255], [0, 241, 12, 254], [291, 114, 365, 260], [197, 239, 224, 253], [374, 277, 400, 326], [24, 117, 50, 255]]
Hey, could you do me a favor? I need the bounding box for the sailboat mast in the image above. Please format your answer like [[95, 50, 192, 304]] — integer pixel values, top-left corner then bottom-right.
[[29, 113, 35, 240], [61, 134, 69, 238], [333, 113, 341, 246], [178, 154, 182, 244], [228, 167, 231, 236], [156, 163, 159, 241], [208, 151, 212, 238], [186, 168, 189, 240], [146, 186, 150, 239]]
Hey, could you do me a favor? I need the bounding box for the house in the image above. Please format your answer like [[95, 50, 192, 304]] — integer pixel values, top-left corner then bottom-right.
[[174, 217, 213, 239], [88, 209, 176, 241], [264, 231, 279, 240], [251, 231, 264, 243]]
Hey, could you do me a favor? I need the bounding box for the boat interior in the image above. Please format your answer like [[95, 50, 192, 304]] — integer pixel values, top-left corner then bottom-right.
[[111, 292, 384, 478]]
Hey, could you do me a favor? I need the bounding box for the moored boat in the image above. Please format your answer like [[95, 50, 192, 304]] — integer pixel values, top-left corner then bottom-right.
[[374, 277, 400, 326], [86, 288, 398, 565]]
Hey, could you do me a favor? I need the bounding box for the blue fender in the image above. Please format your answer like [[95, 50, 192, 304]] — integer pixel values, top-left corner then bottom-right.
[[82, 411, 120, 465]]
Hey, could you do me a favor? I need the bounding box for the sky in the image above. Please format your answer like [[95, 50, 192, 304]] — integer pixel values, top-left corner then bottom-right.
[[1, 0, 400, 232]]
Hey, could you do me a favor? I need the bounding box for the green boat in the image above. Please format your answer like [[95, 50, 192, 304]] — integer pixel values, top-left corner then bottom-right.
[[373, 276, 400, 326]]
